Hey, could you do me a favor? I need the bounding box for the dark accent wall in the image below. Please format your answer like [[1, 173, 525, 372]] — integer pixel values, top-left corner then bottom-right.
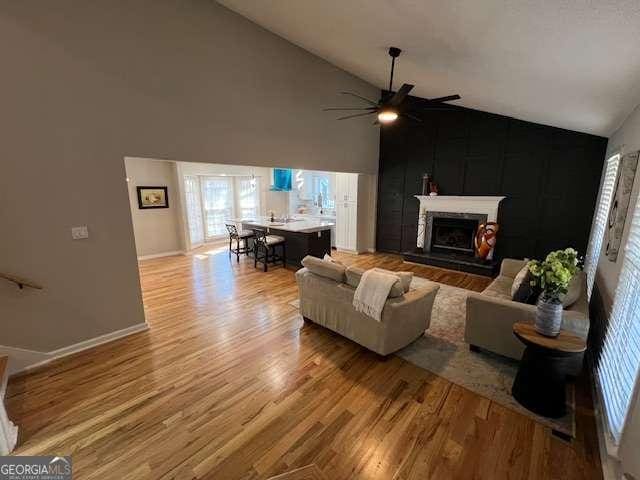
[[376, 97, 608, 260]]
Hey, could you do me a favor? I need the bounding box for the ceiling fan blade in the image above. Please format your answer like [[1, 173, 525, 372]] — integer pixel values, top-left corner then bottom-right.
[[427, 94, 461, 103], [340, 91, 379, 107], [388, 84, 414, 106], [323, 107, 377, 111], [336, 111, 377, 121], [401, 112, 422, 123]]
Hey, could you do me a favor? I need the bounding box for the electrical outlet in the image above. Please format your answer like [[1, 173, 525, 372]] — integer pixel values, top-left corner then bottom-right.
[[71, 226, 89, 240]]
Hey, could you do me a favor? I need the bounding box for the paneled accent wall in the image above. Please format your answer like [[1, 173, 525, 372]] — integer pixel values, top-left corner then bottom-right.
[[376, 97, 608, 260]]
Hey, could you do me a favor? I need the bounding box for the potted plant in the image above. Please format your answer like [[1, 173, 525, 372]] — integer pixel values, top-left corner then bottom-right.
[[527, 248, 581, 337]]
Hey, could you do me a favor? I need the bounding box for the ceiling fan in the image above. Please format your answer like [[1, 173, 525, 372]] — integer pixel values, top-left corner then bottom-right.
[[324, 47, 461, 125]]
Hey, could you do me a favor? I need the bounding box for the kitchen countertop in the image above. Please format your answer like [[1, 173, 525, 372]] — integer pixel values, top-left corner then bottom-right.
[[229, 216, 335, 234]]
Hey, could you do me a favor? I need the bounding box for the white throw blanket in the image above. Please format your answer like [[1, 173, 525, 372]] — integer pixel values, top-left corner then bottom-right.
[[353, 268, 399, 321]]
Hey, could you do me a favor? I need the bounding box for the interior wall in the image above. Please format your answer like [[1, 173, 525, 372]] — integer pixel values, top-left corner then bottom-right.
[[592, 103, 640, 480], [376, 100, 608, 259], [0, 0, 379, 352], [125, 158, 184, 258]]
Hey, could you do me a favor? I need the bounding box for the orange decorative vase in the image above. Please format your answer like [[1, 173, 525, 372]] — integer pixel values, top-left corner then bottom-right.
[[475, 222, 499, 260]]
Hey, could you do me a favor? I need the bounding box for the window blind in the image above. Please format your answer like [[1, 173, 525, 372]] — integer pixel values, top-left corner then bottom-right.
[[201, 176, 234, 238], [184, 175, 204, 246], [236, 176, 260, 219], [597, 192, 640, 444], [585, 154, 620, 297]]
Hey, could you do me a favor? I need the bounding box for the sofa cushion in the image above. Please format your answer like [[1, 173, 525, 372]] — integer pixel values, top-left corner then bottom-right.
[[482, 276, 514, 301], [301, 255, 346, 282], [560, 272, 583, 308], [345, 266, 404, 298]]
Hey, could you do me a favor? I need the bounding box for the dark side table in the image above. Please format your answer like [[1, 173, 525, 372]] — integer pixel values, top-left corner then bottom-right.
[[511, 322, 586, 418]]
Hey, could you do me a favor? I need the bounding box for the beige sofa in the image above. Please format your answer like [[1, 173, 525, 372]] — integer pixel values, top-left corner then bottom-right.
[[296, 264, 440, 356], [465, 258, 590, 363]]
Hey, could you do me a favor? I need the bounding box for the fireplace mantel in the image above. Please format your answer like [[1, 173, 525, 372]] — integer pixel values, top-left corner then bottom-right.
[[414, 195, 505, 249]]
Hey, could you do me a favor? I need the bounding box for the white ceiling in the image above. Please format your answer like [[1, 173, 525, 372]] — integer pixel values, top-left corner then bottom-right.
[[218, 0, 640, 136]]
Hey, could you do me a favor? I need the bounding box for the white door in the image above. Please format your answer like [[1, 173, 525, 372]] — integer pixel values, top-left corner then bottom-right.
[[336, 202, 357, 251], [347, 174, 358, 203], [201, 176, 234, 240], [336, 173, 359, 203], [336, 202, 347, 249], [347, 202, 358, 250]]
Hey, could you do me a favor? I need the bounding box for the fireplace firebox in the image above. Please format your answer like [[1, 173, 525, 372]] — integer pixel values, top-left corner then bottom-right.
[[431, 217, 478, 255]]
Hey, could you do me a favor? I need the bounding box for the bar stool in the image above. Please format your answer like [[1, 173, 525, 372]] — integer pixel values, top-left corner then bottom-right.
[[252, 228, 286, 272], [225, 223, 255, 263]]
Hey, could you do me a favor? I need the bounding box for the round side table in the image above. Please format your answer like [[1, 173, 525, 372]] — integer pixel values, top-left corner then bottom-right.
[[511, 322, 586, 418]]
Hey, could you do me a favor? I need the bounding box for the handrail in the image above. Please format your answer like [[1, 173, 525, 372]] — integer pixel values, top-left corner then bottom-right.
[[0, 273, 43, 290]]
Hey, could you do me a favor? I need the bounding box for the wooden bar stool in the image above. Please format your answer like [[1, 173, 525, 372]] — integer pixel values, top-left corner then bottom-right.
[[252, 228, 286, 272], [225, 223, 255, 263]]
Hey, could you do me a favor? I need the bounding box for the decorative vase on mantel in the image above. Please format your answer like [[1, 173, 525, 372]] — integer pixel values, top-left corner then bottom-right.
[[534, 294, 563, 337]]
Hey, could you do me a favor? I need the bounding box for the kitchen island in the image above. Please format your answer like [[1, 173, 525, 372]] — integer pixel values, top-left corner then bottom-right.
[[229, 216, 335, 268]]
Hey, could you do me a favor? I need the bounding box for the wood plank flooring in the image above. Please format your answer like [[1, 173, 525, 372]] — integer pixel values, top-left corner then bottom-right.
[[6, 249, 602, 479]]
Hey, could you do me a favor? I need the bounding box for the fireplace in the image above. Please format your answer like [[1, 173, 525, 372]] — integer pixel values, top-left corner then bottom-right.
[[403, 196, 505, 276], [423, 211, 487, 255], [431, 217, 478, 255]]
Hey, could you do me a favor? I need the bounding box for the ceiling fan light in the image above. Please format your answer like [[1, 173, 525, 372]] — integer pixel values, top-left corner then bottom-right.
[[378, 110, 398, 123]]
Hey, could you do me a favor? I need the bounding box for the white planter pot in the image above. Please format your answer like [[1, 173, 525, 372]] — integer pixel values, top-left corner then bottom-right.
[[535, 296, 563, 337]]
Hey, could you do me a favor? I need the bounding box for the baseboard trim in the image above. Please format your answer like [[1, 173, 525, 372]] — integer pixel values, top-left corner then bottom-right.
[[137, 250, 185, 261], [3, 323, 149, 376]]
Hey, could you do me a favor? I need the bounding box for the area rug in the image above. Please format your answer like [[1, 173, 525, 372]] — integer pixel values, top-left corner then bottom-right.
[[289, 277, 575, 436]]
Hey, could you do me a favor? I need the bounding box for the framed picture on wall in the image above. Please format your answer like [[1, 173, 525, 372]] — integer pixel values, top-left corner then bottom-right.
[[137, 186, 169, 209]]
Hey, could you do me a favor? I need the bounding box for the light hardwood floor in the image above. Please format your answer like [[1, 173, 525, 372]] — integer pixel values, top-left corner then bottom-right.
[[7, 248, 602, 479]]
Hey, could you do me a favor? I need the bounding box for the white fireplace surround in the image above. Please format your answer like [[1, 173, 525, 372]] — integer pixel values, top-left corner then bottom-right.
[[415, 195, 506, 249]]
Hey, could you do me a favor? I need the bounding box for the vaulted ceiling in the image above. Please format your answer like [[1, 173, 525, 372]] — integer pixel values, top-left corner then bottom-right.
[[218, 0, 640, 136]]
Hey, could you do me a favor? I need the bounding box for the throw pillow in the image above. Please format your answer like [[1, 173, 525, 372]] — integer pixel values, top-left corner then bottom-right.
[[560, 272, 583, 308], [395, 271, 414, 292], [511, 265, 536, 304], [323, 253, 344, 265], [301, 255, 346, 282]]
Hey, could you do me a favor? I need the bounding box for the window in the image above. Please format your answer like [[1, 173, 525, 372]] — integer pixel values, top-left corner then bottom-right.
[[184, 175, 204, 246], [201, 176, 234, 239], [597, 192, 640, 445], [182, 174, 262, 244], [311, 174, 335, 209], [236, 176, 260, 219], [584, 154, 620, 297]]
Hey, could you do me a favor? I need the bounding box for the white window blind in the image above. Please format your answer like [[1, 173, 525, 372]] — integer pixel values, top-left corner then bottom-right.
[[236, 176, 260, 219], [184, 175, 204, 246], [201, 176, 234, 239], [585, 154, 620, 297], [597, 192, 640, 444]]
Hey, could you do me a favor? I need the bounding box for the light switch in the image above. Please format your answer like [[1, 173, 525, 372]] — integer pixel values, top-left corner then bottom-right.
[[71, 226, 89, 240]]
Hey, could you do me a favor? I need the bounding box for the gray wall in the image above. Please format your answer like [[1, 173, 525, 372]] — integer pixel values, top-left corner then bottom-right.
[[125, 158, 184, 258], [0, 0, 379, 351], [595, 103, 640, 480]]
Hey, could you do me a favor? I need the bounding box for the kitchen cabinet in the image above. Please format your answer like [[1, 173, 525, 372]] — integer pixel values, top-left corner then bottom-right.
[[335, 173, 370, 253]]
